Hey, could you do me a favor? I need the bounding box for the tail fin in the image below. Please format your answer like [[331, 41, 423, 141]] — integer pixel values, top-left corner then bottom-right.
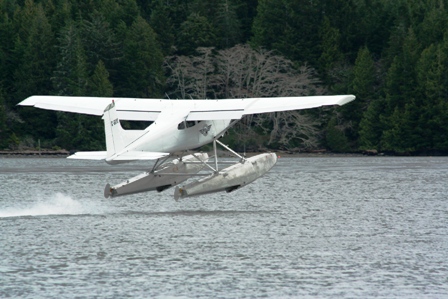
[[103, 100, 127, 157], [101, 101, 168, 164]]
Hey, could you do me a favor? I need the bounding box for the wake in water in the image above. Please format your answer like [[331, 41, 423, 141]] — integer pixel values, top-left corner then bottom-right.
[[0, 193, 105, 218]]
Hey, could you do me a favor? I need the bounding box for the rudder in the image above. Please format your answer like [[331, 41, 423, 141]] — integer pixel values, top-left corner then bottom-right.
[[102, 100, 126, 157]]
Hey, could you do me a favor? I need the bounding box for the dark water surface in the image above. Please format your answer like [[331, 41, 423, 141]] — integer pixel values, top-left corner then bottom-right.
[[1, 156, 448, 298]]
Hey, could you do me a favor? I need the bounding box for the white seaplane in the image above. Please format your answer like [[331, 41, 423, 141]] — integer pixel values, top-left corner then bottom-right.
[[19, 95, 355, 200]]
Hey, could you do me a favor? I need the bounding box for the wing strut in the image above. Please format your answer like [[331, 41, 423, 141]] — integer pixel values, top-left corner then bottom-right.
[[215, 139, 245, 161]]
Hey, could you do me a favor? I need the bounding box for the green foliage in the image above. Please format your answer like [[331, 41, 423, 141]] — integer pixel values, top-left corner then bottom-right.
[[176, 13, 217, 55], [325, 117, 350, 153], [13, 2, 56, 101], [351, 47, 375, 101], [117, 16, 164, 97], [251, 0, 322, 63], [0, 0, 447, 154], [88, 60, 113, 97], [0, 87, 7, 149], [340, 46, 375, 145], [8, 132, 20, 150], [358, 98, 386, 150], [55, 112, 104, 150], [318, 16, 344, 81], [149, 2, 175, 55], [215, 0, 242, 48], [81, 11, 122, 72], [53, 22, 88, 96]]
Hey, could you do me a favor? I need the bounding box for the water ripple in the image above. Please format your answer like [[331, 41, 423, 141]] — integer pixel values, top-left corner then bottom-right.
[[1, 157, 448, 298]]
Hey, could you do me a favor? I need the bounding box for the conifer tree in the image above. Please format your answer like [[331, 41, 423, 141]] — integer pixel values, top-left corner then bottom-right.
[[341, 46, 375, 145], [0, 87, 8, 149], [88, 60, 114, 97], [215, 0, 242, 48], [358, 98, 386, 150], [318, 16, 344, 83], [176, 13, 217, 55], [251, 0, 321, 63], [325, 116, 350, 153], [81, 12, 122, 73], [413, 42, 448, 151], [12, 3, 57, 140], [117, 16, 164, 97], [149, 2, 175, 55], [13, 3, 56, 100]]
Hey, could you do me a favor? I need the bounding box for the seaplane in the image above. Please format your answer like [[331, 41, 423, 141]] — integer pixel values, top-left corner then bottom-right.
[[19, 94, 355, 200]]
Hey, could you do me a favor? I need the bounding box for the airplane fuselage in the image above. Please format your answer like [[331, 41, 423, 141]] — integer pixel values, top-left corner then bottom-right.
[[131, 119, 231, 153]]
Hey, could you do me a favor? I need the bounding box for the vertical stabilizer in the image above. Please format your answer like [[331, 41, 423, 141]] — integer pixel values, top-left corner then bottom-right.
[[102, 101, 126, 157]]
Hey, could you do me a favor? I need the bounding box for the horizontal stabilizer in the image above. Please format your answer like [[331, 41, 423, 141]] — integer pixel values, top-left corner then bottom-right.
[[67, 151, 108, 160], [106, 151, 169, 163]]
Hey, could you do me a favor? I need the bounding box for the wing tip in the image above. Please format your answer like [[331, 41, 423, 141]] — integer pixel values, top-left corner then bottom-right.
[[17, 95, 39, 106], [337, 95, 356, 106]]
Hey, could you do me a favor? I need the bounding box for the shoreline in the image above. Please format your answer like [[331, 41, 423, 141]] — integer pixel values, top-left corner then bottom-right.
[[0, 149, 380, 158], [1, 150, 446, 158], [0, 150, 70, 157]]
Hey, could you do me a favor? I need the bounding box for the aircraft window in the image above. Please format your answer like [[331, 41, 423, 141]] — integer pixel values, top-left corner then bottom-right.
[[120, 120, 153, 130], [178, 121, 197, 130]]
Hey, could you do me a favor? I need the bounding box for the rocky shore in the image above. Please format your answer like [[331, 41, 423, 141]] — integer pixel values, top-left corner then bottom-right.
[[0, 150, 70, 157]]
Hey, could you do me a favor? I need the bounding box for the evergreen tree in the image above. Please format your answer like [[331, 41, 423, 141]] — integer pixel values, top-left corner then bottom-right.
[[351, 46, 375, 101], [418, 1, 448, 48], [52, 22, 95, 150], [53, 22, 88, 96], [341, 46, 375, 145], [149, 1, 175, 55], [115, 0, 140, 26], [0, 1, 16, 103], [43, 0, 72, 32], [358, 98, 386, 150], [381, 27, 421, 153], [325, 116, 350, 152], [413, 42, 448, 151], [0, 87, 8, 149], [233, 0, 257, 43], [11, 2, 57, 141], [176, 13, 217, 55], [88, 60, 114, 97], [215, 0, 242, 48], [381, 105, 416, 153], [81, 11, 122, 72], [318, 16, 344, 83], [251, 0, 322, 64], [13, 3, 56, 100], [117, 16, 164, 97]]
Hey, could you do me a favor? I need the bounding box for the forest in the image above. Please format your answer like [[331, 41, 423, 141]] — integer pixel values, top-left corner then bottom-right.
[[0, 0, 447, 155]]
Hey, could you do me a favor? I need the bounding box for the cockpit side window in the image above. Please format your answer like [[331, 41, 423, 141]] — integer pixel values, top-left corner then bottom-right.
[[177, 120, 202, 130], [177, 120, 206, 130]]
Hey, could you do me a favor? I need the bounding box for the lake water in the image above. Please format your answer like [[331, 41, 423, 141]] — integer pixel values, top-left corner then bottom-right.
[[1, 156, 448, 298]]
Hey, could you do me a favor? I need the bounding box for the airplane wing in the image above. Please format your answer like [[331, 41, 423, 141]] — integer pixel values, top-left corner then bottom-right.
[[19, 95, 355, 121], [238, 95, 355, 115]]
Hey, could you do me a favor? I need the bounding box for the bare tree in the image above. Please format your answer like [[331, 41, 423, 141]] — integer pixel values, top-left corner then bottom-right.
[[164, 47, 214, 99], [164, 44, 325, 151]]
